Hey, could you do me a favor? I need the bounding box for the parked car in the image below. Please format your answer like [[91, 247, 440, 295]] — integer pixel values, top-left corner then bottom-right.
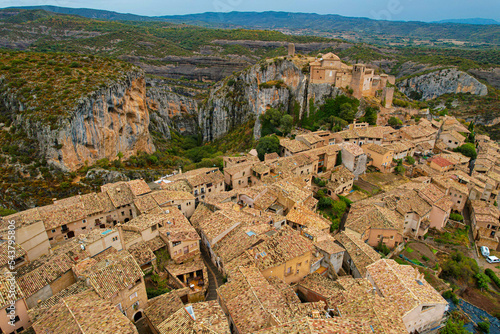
[[480, 246, 490, 257], [486, 256, 500, 264]]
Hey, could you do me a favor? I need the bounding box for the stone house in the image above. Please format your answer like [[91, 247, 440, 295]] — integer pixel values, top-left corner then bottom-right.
[[335, 231, 381, 279], [341, 143, 367, 180], [226, 226, 314, 284], [32, 289, 138, 334], [325, 165, 354, 196], [17, 244, 89, 308], [1, 209, 50, 261], [0, 270, 31, 334], [366, 259, 448, 333], [73, 251, 147, 322], [438, 130, 466, 150], [469, 200, 500, 250], [165, 167, 225, 204], [362, 143, 394, 173]]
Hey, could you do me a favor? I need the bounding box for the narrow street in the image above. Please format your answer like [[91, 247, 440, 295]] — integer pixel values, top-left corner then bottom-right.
[[201, 248, 224, 301]]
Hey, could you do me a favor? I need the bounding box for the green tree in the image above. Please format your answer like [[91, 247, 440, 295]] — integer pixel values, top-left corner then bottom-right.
[[256, 135, 280, 161], [455, 143, 477, 160], [405, 156, 415, 165], [440, 317, 470, 334], [330, 218, 341, 233], [362, 106, 378, 125], [332, 200, 347, 216], [335, 151, 342, 166], [466, 121, 475, 143], [475, 272, 491, 291], [477, 321, 490, 334], [339, 103, 356, 123], [318, 197, 334, 210], [281, 114, 294, 135], [388, 116, 403, 128], [395, 159, 406, 175]]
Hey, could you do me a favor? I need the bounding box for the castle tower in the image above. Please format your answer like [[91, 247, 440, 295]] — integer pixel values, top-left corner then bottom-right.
[[380, 73, 388, 89], [351, 64, 366, 99], [288, 43, 295, 57], [382, 87, 394, 108]]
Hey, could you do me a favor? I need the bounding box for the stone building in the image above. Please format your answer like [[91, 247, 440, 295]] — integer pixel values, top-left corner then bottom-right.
[[309, 52, 394, 103], [341, 143, 367, 180]]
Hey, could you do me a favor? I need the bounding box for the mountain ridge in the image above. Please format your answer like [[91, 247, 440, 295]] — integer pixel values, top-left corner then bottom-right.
[[6, 6, 500, 46]]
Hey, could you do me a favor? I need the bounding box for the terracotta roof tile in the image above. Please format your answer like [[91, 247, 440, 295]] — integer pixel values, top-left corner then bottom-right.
[[33, 290, 138, 334]]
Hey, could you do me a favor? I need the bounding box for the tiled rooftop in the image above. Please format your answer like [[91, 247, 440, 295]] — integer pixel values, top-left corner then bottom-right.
[[27, 281, 89, 323], [144, 291, 184, 329], [342, 142, 364, 156], [231, 226, 313, 272], [33, 290, 138, 334], [126, 179, 151, 197], [0, 269, 23, 309], [280, 139, 310, 153], [346, 203, 404, 234], [363, 143, 392, 155], [366, 259, 447, 316], [335, 231, 381, 277], [156, 300, 230, 334], [101, 181, 135, 208], [83, 251, 144, 299], [18, 252, 80, 297], [128, 241, 156, 266], [429, 156, 454, 168], [0, 240, 26, 268], [217, 266, 288, 334], [286, 204, 330, 231]]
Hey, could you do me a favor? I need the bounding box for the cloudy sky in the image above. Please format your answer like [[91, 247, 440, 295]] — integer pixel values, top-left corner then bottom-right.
[[2, 0, 499, 22]]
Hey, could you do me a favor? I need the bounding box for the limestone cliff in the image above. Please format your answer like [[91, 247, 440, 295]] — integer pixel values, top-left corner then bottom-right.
[[397, 68, 488, 100], [146, 81, 199, 139], [199, 59, 342, 141], [5, 71, 155, 171]]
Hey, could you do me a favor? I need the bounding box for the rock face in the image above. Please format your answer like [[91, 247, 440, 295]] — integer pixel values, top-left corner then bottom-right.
[[397, 68, 488, 100], [199, 59, 343, 141], [146, 82, 199, 139], [10, 71, 155, 171]]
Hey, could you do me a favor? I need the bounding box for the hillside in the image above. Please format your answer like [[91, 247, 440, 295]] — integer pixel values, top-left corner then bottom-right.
[[10, 6, 500, 47]]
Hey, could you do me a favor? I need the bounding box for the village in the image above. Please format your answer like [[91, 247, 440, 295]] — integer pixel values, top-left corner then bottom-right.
[[1, 65, 500, 332]]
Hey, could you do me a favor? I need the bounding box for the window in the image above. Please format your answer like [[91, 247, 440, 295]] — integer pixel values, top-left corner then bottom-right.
[[82, 219, 87, 223], [51, 229, 56, 233], [151, 225, 157, 232], [49, 237, 53, 241], [129, 292, 138, 300], [178, 205, 182, 210], [112, 236, 118, 242], [173, 241, 181, 247], [121, 211, 125, 216], [82, 227, 86, 230]]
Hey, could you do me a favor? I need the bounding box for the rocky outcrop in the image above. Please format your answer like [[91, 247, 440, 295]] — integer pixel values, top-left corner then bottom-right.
[[199, 59, 343, 141], [5, 70, 155, 171], [397, 68, 488, 100], [121, 55, 253, 82], [146, 81, 199, 139]]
